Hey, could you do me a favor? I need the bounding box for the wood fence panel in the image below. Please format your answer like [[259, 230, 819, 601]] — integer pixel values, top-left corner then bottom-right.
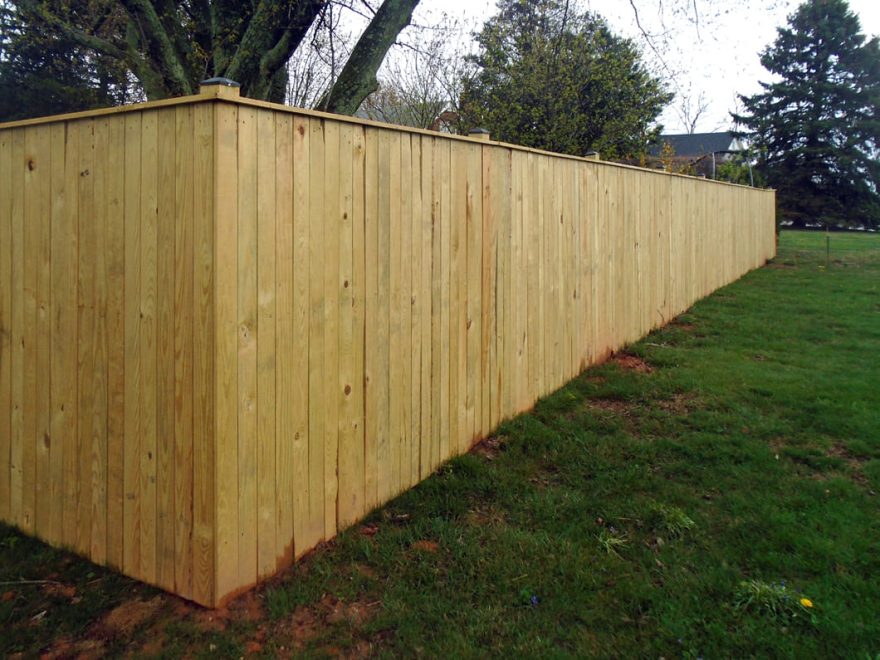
[[0, 93, 776, 607]]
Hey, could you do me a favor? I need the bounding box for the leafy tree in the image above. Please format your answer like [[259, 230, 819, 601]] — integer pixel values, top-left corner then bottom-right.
[[460, 0, 671, 159], [733, 0, 880, 229], [3, 0, 420, 115], [715, 153, 764, 188]]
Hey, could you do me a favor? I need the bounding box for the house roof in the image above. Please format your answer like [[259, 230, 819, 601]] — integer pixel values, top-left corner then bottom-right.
[[648, 132, 739, 158]]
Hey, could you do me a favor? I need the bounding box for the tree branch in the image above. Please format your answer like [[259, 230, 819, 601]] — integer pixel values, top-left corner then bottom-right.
[[17, 0, 168, 97], [117, 0, 194, 95], [320, 0, 420, 114], [225, 0, 327, 99]]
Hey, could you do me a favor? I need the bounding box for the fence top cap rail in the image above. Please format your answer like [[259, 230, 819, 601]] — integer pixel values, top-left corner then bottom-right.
[[0, 85, 772, 192]]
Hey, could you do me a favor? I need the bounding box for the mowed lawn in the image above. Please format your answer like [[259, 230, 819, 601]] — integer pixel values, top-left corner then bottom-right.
[[2, 230, 879, 658]]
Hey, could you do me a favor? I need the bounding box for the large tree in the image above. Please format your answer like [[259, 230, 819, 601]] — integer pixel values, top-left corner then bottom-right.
[[733, 0, 880, 229], [460, 0, 670, 159], [3, 0, 419, 114]]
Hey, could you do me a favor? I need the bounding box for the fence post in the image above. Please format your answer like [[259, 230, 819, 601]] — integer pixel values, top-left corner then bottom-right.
[[469, 128, 491, 142], [199, 77, 241, 100]]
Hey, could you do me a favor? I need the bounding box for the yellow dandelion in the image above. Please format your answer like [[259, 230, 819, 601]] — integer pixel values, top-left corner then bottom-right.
[[800, 597, 813, 608]]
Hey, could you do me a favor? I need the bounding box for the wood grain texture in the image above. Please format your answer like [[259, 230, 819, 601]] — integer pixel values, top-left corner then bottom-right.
[[213, 102, 240, 601], [192, 102, 215, 606], [256, 109, 277, 579], [173, 104, 195, 599], [274, 112, 295, 567]]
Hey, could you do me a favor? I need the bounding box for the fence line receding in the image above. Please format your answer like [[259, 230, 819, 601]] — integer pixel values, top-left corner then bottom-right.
[[0, 86, 776, 606]]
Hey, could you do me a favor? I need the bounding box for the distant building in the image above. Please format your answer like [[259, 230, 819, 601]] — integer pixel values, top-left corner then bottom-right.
[[647, 132, 746, 178]]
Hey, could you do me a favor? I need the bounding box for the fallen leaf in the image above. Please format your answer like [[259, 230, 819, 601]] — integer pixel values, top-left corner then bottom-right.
[[411, 540, 439, 553]]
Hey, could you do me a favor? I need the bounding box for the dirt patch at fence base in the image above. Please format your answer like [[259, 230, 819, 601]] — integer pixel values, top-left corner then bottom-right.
[[466, 505, 508, 527], [768, 438, 873, 489], [188, 589, 266, 633], [92, 595, 165, 638], [589, 398, 634, 415], [827, 443, 867, 468], [612, 353, 654, 373], [657, 393, 700, 415], [827, 443, 872, 487], [472, 435, 506, 460], [411, 540, 440, 553], [273, 594, 381, 654], [40, 595, 166, 659]]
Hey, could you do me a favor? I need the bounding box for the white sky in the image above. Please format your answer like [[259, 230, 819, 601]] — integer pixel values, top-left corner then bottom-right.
[[402, 0, 880, 134]]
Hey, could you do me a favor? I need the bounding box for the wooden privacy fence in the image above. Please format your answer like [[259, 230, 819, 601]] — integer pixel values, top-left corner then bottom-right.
[[0, 83, 776, 606]]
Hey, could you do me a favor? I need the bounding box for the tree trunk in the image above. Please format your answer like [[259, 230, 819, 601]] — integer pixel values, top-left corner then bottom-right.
[[319, 0, 420, 115]]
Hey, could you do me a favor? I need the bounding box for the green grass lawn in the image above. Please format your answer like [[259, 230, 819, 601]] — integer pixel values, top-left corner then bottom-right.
[[2, 230, 879, 658]]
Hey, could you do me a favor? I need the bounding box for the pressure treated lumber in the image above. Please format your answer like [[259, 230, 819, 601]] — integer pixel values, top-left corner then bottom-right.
[[0, 91, 776, 606]]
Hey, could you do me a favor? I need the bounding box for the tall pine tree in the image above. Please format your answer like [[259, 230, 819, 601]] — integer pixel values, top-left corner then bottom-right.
[[733, 0, 880, 229]]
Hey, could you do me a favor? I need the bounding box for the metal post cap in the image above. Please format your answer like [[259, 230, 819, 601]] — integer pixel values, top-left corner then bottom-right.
[[200, 77, 241, 88]]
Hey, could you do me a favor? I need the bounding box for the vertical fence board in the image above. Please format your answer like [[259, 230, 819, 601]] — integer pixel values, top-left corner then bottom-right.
[[256, 109, 277, 578], [192, 103, 215, 606], [156, 112, 176, 589], [388, 130, 404, 494], [0, 131, 11, 524], [350, 126, 367, 520], [274, 112, 295, 565], [20, 127, 39, 536], [322, 120, 340, 537], [398, 134, 413, 490], [8, 130, 24, 530], [409, 135, 423, 486], [291, 115, 312, 554], [466, 145, 482, 448], [449, 142, 465, 455], [236, 106, 258, 588], [213, 101, 240, 601], [419, 136, 434, 478], [172, 105, 194, 598], [122, 114, 141, 575], [363, 127, 380, 511], [106, 117, 125, 570], [307, 117, 326, 543], [33, 126, 52, 540], [375, 128, 392, 504], [337, 123, 357, 529], [75, 120, 96, 553], [139, 111, 159, 584]]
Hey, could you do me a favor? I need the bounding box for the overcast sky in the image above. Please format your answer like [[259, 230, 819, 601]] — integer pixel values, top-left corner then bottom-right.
[[401, 0, 880, 134]]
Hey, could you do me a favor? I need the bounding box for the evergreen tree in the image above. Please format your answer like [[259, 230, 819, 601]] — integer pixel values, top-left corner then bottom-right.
[[733, 0, 880, 229], [0, 3, 135, 122], [460, 0, 670, 159]]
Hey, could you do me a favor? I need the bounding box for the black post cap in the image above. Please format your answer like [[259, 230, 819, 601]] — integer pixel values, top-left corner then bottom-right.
[[200, 77, 241, 88]]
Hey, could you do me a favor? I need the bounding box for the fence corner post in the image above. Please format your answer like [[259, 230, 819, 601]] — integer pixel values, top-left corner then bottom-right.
[[199, 77, 241, 100], [469, 127, 491, 142]]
